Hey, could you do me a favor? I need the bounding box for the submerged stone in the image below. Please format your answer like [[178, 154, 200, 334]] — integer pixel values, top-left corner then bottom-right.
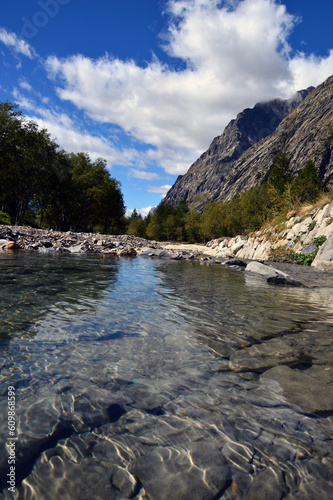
[[261, 365, 333, 415], [229, 338, 311, 372]]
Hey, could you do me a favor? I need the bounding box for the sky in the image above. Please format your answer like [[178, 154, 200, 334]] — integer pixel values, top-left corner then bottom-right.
[[0, 0, 333, 216]]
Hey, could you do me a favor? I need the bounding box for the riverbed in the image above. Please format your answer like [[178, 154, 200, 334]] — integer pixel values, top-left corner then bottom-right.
[[0, 252, 332, 499]]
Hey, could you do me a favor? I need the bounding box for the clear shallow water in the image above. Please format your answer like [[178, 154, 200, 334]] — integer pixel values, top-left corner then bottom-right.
[[0, 253, 332, 499]]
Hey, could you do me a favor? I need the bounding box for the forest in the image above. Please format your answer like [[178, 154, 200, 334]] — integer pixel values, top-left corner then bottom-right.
[[128, 153, 329, 242], [0, 101, 126, 233]]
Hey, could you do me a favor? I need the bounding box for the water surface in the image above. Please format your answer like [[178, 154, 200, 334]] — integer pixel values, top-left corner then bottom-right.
[[0, 253, 332, 499]]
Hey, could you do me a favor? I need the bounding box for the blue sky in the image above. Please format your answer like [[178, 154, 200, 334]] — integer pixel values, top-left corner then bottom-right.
[[1, 0, 333, 216]]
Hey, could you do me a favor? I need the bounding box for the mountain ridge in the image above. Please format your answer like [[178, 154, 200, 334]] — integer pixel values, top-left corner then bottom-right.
[[164, 76, 333, 211]]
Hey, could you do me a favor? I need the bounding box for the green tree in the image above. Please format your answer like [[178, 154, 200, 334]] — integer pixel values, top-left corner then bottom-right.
[[200, 202, 228, 240], [0, 102, 59, 225], [185, 209, 202, 242], [127, 209, 146, 237], [0, 101, 126, 233], [291, 160, 323, 203], [268, 153, 292, 195]]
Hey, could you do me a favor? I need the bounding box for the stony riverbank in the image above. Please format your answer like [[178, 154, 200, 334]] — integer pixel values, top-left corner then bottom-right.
[[1, 214, 333, 290]]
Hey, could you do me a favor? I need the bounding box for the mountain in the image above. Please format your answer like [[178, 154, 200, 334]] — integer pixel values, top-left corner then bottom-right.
[[164, 76, 333, 211]]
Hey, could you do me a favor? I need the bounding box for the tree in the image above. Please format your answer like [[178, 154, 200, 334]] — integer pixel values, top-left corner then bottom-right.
[[291, 161, 323, 203], [0, 102, 59, 225], [67, 153, 125, 233], [268, 153, 292, 195], [0, 101, 126, 233], [127, 209, 146, 237], [185, 209, 202, 242]]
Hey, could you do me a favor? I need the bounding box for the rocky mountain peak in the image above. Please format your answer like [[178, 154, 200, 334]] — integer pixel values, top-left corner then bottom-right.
[[163, 81, 329, 211]]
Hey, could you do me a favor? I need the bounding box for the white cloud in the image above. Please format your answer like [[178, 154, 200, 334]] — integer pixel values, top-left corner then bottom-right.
[[139, 206, 154, 217], [33, 114, 139, 166], [11, 88, 139, 167], [26, 1, 333, 179], [19, 79, 32, 91], [129, 169, 163, 181], [126, 206, 154, 217], [0, 27, 35, 59], [288, 49, 333, 90], [147, 185, 172, 195]]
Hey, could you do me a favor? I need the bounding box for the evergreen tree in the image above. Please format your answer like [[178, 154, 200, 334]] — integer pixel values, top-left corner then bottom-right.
[[291, 161, 322, 203]]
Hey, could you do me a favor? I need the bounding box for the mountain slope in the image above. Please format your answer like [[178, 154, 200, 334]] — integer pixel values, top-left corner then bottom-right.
[[164, 77, 333, 211]]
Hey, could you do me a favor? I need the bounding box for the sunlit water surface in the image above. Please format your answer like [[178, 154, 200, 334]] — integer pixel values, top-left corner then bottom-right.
[[0, 253, 332, 499]]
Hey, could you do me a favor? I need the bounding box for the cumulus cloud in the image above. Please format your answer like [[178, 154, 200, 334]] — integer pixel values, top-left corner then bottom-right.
[[127, 206, 154, 217], [129, 169, 164, 181], [139, 206, 155, 217], [147, 185, 173, 195], [0, 28, 36, 58], [39, 0, 333, 178], [11, 88, 139, 167], [289, 49, 333, 90]]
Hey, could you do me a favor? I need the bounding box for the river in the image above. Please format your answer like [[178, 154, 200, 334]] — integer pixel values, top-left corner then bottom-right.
[[0, 252, 332, 499]]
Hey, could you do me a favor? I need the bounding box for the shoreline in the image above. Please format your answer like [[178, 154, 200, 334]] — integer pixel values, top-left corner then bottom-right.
[[1, 224, 333, 289]]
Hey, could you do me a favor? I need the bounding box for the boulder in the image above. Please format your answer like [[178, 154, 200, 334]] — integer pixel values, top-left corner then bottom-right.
[[245, 261, 285, 279], [301, 243, 317, 254], [266, 276, 303, 287], [312, 234, 333, 270], [118, 246, 137, 257], [224, 259, 247, 268], [260, 365, 333, 415], [0, 241, 21, 250], [140, 247, 172, 258], [229, 337, 311, 372]]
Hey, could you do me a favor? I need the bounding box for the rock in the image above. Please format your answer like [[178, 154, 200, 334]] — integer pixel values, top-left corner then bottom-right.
[[229, 338, 311, 372], [222, 441, 254, 473], [266, 276, 303, 287], [0, 241, 21, 250], [301, 243, 317, 254], [312, 234, 333, 270], [40, 240, 53, 248], [245, 261, 284, 279], [140, 247, 172, 258], [68, 244, 86, 253], [229, 239, 246, 254], [247, 468, 285, 500], [129, 446, 229, 500], [118, 246, 137, 257], [224, 259, 247, 268], [261, 365, 333, 415]]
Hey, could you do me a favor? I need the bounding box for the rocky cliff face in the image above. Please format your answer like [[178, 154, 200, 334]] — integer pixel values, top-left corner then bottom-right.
[[164, 76, 333, 210]]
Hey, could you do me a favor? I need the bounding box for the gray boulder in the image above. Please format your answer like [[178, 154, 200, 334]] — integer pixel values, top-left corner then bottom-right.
[[229, 337, 311, 372], [140, 247, 173, 258], [312, 234, 333, 270], [245, 261, 287, 279], [261, 365, 333, 415]]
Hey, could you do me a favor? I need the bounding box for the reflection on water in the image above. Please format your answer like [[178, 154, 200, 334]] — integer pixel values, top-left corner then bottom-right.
[[0, 252, 118, 342], [0, 254, 332, 499]]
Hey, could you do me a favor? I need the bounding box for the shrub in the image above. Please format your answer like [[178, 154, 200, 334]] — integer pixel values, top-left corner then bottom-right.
[[291, 251, 317, 266], [0, 211, 11, 225], [313, 235, 327, 247]]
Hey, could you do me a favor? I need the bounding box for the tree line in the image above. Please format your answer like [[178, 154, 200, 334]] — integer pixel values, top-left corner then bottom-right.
[[0, 101, 125, 233], [0, 100, 328, 240], [127, 153, 327, 242]]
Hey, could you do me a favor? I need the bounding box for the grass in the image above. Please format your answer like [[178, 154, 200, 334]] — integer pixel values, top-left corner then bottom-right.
[[297, 192, 333, 217]]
